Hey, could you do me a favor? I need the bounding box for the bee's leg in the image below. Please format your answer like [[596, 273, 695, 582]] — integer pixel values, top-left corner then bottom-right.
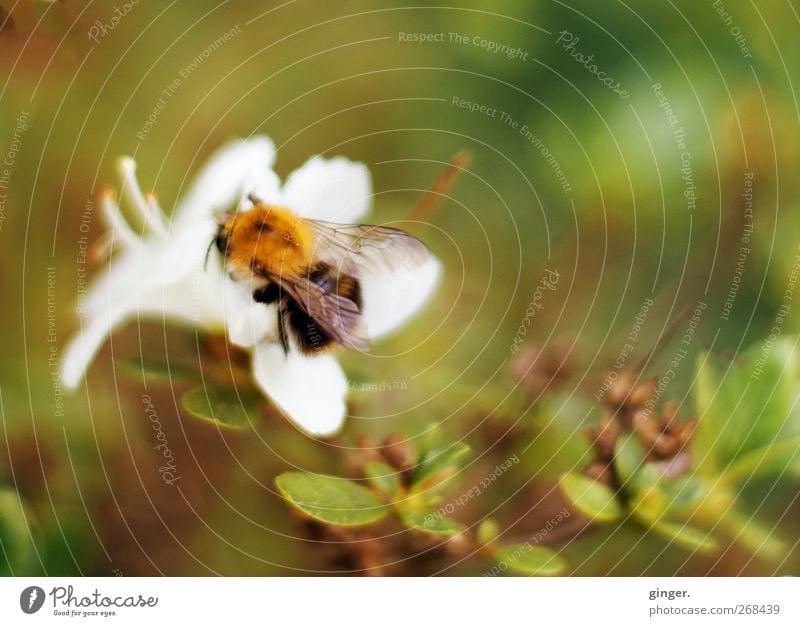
[[253, 282, 281, 305], [276, 300, 290, 355]]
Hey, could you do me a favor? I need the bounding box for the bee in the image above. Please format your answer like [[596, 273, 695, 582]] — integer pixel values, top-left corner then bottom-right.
[[212, 194, 430, 355]]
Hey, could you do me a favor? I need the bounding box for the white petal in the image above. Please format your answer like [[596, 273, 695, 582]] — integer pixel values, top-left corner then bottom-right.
[[61, 307, 129, 389], [99, 191, 139, 250], [252, 342, 348, 436], [117, 157, 167, 238], [159, 221, 220, 286], [63, 267, 226, 389], [163, 137, 281, 284], [81, 245, 149, 317], [361, 256, 442, 340], [146, 268, 226, 328], [173, 136, 277, 228], [247, 168, 283, 207], [282, 155, 372, 222], [223, 279, 277, 347]]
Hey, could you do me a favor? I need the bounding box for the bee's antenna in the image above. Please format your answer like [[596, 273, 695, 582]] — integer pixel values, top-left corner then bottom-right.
[[204, 237, 216, 272], [247, 193, 263, 205]]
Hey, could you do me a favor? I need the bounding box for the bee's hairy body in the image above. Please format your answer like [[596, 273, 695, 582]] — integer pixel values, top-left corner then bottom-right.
[[215, 204, 363, 354]]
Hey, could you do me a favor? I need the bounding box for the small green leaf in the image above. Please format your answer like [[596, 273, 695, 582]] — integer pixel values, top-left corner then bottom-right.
[[181, 385, 258, 428], [495, 544, 567, 576], [0, 489, 36, 575], [120, 357, 201, 382], [722, 508, 785, 560], [662, 476, 709, 518], [414, 442, 471, 490], [276, 472, 389, 526], [364, 461, 402, 499], [477, 519, 501, 545], [396, 503, 461, 535], [694, 337, 800, 473], [559, 473, 623, 523], [650, 521, 718, 554], [724, 437, 800, 482], [629, 484, 669, 524], [418, 423, 444, 458], [614, 434, 647, 484]]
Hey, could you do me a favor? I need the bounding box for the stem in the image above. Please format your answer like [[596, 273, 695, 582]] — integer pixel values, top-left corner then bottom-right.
[[406, 151, 470, 223]]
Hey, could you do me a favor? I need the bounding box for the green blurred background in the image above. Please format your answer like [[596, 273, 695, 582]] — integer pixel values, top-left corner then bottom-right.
[[1, 0, 798, 575]]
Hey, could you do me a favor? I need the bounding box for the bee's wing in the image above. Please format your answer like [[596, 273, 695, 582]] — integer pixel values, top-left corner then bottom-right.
[[304, 220, 430, 276], [275, 273, 371, 353]]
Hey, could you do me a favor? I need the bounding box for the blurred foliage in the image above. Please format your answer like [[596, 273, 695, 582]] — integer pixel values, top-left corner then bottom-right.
[[2, 0, 800, 575]]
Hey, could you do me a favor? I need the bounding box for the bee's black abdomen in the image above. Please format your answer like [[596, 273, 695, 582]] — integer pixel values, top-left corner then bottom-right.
[[285, 298, 337, 354], [283, 265, 363, 354], [253, 283, 281, 305], [335, 273, 362, 311], [308, 263, 362, 310]]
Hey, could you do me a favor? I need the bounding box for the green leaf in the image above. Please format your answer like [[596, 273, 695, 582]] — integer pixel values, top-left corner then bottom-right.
[[120, 357, 201, 382], [723, 437, 800, 482], [614, 435, 669, 507], [694, 337, 800, 473], [614, 434, 647, 485], [650, 521, 718, 554], [396, 503, 461, 536], [629, 484, 669, 524], [275, 472, 390, 526], [662, 476, 709, 518], [477, 519, 501, 545], [722, 509, 785, 561], [364, 461, 402, 499], [0, 489, 36, 575], [495, 544, 567, 576], [181, 385, 258, 429], [414, 442, 471, 490], [346, 369, 374, 387], [418, 422, 444, 459], [559, 473, 623, 523]]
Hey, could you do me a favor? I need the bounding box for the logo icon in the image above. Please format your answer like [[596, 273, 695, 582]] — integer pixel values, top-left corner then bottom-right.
[[20, 586, 45, 614]]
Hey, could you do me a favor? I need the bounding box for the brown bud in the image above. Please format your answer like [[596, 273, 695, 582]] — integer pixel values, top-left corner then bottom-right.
[[629, 377, 657, 408], [631, 410, 661, 447], [585, 462, 615, 487], [604, 371, 637, 408], [593, 414, 621, 459], [675, 418, 698, 445], [381, 434, 415, 472], [443, 532, 472, 556], [660, 401, 680, 429], [510, 340, 575, 400], [654, 435, 680, 458]]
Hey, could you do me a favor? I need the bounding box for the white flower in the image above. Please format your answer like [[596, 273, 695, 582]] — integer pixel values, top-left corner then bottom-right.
[[62, 137, 442, 436]]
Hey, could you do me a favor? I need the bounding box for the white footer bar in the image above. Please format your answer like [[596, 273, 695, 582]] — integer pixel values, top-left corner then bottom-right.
[[1, 577, 797, 624]]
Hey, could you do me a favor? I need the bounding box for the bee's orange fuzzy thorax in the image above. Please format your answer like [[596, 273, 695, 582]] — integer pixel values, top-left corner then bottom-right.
[[223, 205, 315, 277]]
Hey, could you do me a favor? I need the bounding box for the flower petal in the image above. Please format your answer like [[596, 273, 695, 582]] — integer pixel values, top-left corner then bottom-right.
[[63, 268, 226, 389], [81, 245, 149, 318], [164, 137, 281, 284], [282, 155, 372, 222], [223, 279, 277, 347], [117, 156, 167, 239], [252, 342, 348, 436], [173, 136, 278, 226], [360, 255, 442, 340], [61, 307, 129, 389], [99, 190, 139, 250]]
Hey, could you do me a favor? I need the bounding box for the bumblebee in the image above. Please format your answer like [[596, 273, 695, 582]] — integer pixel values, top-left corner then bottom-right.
[[213, 195, 429, 355]]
